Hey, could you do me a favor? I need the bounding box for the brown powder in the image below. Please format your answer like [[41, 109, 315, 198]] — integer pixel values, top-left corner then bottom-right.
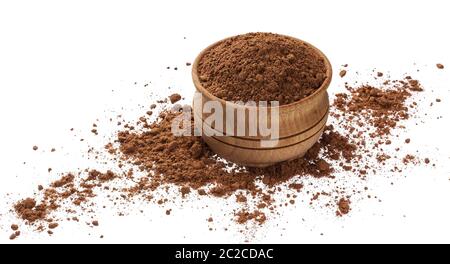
[[436, 63, 444, 69], [117, 110, 355, 202], [235, 210, 267, 225], [339, 70, 347, 78], [337, 198, 351, 216], [333, 77, 422, 136], [197, 32, 327, 105], [48, 223, 58, 229], [169, 93, 182, 104], [13, 169, 117, 233], [9, 59, 437, 240], [14, 198, 47, 223]]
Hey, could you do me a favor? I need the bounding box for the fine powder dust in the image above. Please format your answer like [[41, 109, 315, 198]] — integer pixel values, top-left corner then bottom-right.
[[197, 33, 327, 105], [5, 41, 442, 240]]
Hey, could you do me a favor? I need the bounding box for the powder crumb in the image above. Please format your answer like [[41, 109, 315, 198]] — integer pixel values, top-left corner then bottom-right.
[[37, 185, 43, 191], [339, 70, 347, 78], [436, 63, 444, 69], [436, 98, 441, 102], [169, 93, 182, 104], [235, 210, 267, 225], [424, 158, 430, 164], [9, 233, 17, 240], [337, 198, 351, 216], [92, 220, 99, 226], [165, 209, 171, 215], [11, 224, 19, 231], [289, 183, 303, 192], [180, 186, 191, 198], [405, 138, 411, 144], [32, 146, 38, 151], [236, 194, 247, 203], [48, 223, 59, 229], [377, 72, 383, 77], [207, 217, 213, 222]]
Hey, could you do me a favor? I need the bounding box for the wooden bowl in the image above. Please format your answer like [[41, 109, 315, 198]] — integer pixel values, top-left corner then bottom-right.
[[192, 34, 332, 167]]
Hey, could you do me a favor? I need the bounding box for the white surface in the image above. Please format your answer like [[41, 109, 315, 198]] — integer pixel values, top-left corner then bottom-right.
[[0, 0, 449, 243]]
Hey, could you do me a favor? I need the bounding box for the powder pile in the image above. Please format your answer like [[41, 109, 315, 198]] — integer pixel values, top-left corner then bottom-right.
[[197, 32, 327, 105], [116, 111, 358, 220]]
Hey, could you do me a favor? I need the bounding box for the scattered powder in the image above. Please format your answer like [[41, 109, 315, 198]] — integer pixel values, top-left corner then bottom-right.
[[13, 170, 117, 233], [6, 47, 440, 240], [333, 76, 423, 137]]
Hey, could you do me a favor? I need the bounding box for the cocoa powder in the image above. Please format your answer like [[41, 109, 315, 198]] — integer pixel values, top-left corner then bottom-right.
[[197, 33, 327, 105], [13, 170, 117, 233], [7, 52, 439, 240]]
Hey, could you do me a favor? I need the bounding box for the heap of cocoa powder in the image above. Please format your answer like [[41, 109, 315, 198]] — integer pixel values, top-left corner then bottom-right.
[[197, 33, 327, 105], [117, 110, 356, 198]]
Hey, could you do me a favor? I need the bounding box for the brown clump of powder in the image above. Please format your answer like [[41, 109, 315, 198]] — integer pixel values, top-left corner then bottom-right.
[[436, 63, 444, 69], [197, 32, 327, 105], [336, 198, 351, 216], [235, 210, 267, 225], [169, 93, 182, 104], [14, 198, 47, 222], [48, 223, 58, 229], [339, 70, 347, 78], [9, 232, 20, 240]]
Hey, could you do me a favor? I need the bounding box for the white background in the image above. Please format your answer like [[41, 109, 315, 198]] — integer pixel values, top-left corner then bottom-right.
[[0, 0, 449, 243]]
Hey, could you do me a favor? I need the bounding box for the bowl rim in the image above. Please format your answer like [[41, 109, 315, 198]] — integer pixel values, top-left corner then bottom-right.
[[192, 32, 333, 110]]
